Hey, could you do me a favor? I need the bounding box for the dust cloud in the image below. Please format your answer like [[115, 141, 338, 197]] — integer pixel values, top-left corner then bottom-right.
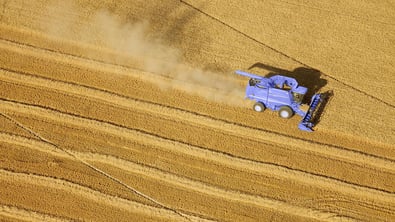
[[41, 0, 245, 106]]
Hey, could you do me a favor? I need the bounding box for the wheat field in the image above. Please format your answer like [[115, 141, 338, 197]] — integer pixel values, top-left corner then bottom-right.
[[0, 0, 394, 221]]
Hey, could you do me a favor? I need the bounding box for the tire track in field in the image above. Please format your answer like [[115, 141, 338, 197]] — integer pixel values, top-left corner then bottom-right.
[[4, 80, 395, 196], [3, 71, 395, 199], [0, 130, 392, 222], [0, 34, 392, 159], [0, 169, 206, 222], [4, 113, 395, 220], [4, 112, 392, 221], [1, 105, 394, 219], [0, 32, 393, 155], [0, 135, 330, 222], [0, 134, 392, 218], [82, 151, 393, 220], [0, 114, 39, 140], [1, 69, 395, 178], [0, 205, 72, 222], [4, 106, 394, 220], [0, 113, 195, 222], [78, 152, 355, 222], [2, 76, 395, 198], [0, 133, 175, 209], [0, 133, 357, 222], [0, 134, 352, 221], [2, 101, 395, 209]]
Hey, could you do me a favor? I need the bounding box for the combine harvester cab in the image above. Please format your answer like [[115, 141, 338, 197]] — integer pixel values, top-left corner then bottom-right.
[[235, 70, 323, 132]]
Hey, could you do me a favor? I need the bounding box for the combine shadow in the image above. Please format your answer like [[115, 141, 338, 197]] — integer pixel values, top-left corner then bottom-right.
[[248, 62, 327, 103]]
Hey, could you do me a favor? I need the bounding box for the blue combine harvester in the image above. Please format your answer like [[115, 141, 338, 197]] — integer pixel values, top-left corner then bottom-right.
[[235, 70, 323, 132]]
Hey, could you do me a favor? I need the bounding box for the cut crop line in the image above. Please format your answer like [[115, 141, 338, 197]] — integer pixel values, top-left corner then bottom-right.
[[7, 99, 395, 197], [1, 70, 394, 172], [0, 204, 73, 222], [0, 132, 211, 221], [0, 131, 299, 193], [4, 132, 395, 221], [0, 132, 162, 205], [0, 110, 41, 140], [3, 74, 395, 196], [0, 133, 355, 220], [0, 35, 391, 155], [3, 70, 395, 195], [0, 31, 393, 153], [78, 152, 357, 222], [0, 116, 194, 221], [0, 169, 207, 222], [3, 126, 395, 206], [0, 134, 359, 222], [1, 133, 393, 220], [179, 0, 395, 109], [2, 100, 395, 204], [6, 108, 395, 198]]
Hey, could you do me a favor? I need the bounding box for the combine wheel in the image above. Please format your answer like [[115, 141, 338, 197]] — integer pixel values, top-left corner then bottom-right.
[[253, 102, 265, 112], [278, 106, 294, 118]]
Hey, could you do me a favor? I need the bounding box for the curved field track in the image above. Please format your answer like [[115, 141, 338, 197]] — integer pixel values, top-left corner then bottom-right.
[[0, 0, 394, 221]]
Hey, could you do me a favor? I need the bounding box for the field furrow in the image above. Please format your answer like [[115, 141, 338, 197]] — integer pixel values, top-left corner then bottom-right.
[[0, 113, 38, 140], [0, 100, 394, 221], [0, 134, 157, 207], [1, 70, 395, 193], [0, 169, 201, 222], [0, 134, 362, 222], [0, 205, 72, 222], [5, 135, 353, 221]]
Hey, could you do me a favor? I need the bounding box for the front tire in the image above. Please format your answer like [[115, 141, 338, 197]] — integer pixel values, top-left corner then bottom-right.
[[253, 102, 265, 112], [278, 106, 294, 118]]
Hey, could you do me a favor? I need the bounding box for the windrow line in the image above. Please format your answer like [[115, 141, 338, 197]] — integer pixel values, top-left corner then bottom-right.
[[0, 169, 207, 222], [0, 134, 356, 222], [2, 107, 395, 220], [1, 100, 395, 205], [0, 205, 72, 222], [1, 70, 394, 174], [0, 35, 392, 155]]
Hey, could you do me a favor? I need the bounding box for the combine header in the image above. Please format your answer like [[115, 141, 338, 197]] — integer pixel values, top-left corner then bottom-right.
[[235, 70, 323, 132]]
